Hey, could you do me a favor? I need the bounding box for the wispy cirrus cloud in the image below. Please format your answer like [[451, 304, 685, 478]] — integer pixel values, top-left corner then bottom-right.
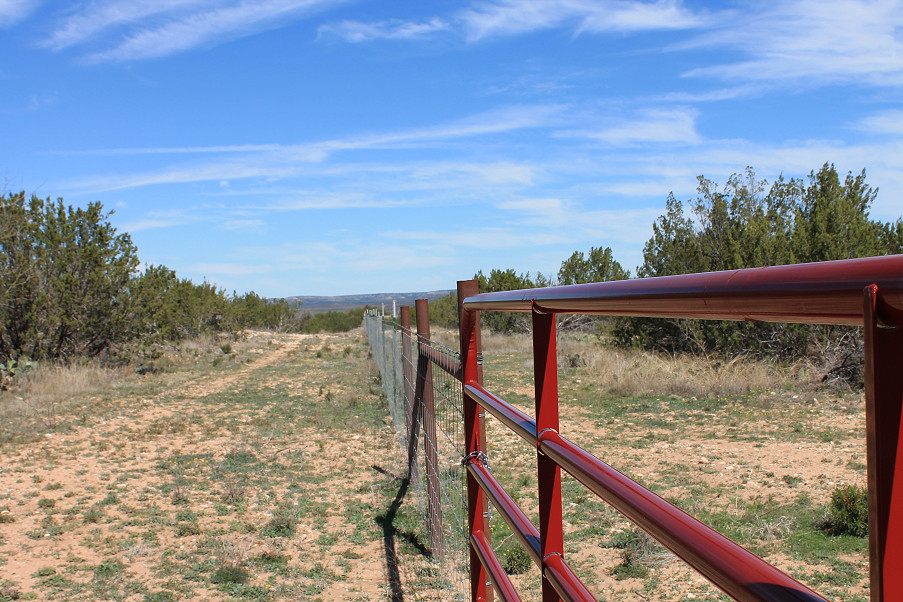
[[44, 0, 347, 62], [61, 104, 559, 158], [564, 108, 701, 146], [190, 261, 269, 276], [320, 0, 707, 43], [45, 0, 204, 50], [461, 0, 706, 41], [121, 217, 192, 232], [60, 104, 556, 192], [0, 0, 39, 27], [682, 0, 903, 87], [318, 17, 449, 42], [857, 110, 903, 136]]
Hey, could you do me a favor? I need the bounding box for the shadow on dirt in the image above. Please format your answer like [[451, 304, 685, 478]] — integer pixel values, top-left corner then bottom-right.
[[373, 464, 431, 602]]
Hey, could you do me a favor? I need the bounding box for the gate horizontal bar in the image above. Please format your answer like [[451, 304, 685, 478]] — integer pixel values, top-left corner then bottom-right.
[[538, 429, 828, 601], [465, 455, 542, 566], [463, 255, 903, 326], [464, 383, 537, 444]]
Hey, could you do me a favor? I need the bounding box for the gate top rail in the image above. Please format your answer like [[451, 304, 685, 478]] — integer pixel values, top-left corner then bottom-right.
[[462, 254, 903, 326]]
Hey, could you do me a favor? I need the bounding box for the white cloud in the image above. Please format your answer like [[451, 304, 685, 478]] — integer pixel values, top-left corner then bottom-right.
[[190, 262, 271, 276], [857, 110, 903, 136], [385, 227, 564, 250], [65, 103, 557, 160], [0, 0, 39, 27], [221, 218, 266, 232], [60, 105, 553, 193], [318, 17, 449, 42], [495, 196, 659, 243], [496, 197, 568, 221], [572, 108, 701, 146], [682, 0, 903, 87], [43, 0, 346, 62], [315, 0, 706, 46], [461, 0, 704, 41], [121, 217, 189, 232], [656, 85, 761, 103], [45, 0, 204, 50]]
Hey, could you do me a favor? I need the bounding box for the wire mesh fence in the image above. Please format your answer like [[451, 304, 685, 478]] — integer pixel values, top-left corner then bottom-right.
[[364, 311, 469, 599]]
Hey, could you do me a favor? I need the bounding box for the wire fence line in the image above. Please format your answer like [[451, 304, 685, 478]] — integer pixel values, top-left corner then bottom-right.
[[364, 311, 469, 599]]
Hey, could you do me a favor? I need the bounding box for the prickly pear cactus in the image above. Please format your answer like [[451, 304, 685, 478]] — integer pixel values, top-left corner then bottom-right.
[[0, 356, 36, 390]]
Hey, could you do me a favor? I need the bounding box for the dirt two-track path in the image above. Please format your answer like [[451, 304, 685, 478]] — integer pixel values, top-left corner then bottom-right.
[[1, 329, 437, 601]]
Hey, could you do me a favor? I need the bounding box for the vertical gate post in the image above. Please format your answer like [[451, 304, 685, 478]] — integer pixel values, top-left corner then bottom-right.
[[533, 309, 563, 602], [458, 279, 491, 602], [416, 299, 444, 558], [864, 285, 903, 601], [400, 307, 419, 485]]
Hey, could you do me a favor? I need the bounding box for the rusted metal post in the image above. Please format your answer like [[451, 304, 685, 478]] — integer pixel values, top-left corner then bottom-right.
[[533, 309, 563, 602], [864, 284, 903, 602], [416, 298, 444, 558], [459, 279, 491, 602], [400, 307, 418, 485]]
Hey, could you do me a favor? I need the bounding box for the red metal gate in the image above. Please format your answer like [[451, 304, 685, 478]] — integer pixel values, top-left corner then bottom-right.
[[454, 255, 903, 601]]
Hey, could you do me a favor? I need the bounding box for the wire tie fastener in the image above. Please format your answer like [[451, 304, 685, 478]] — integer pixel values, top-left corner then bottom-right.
[[462, 450, 490, 471]]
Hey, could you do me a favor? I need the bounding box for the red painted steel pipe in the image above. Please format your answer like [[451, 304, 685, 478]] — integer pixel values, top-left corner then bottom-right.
[[463, 254, 903, 326], [464, 383, 537, 444], [471, 530, 522, 602], [542, 553, 597, 602], [467, 381, 828, 600], [539, 429, 828, 601], [459, 279, 492, 602], [468, 458, 598, 602], [465, 457, 542, 566]]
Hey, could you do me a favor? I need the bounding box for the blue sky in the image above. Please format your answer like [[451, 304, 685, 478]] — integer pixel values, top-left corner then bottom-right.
[[2, 0, 902, 297]]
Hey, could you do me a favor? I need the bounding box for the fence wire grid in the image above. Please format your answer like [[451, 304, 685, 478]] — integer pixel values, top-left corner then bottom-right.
[[364, 312, 470, 599]]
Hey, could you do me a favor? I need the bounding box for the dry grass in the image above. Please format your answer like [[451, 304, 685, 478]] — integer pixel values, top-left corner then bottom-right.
[[434, 326, 820, 399], [0, 362, 131, 438], [559, 339, 819, 399]]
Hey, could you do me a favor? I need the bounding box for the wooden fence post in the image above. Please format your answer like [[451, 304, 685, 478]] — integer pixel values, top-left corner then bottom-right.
[[415, 299, 444, 558]]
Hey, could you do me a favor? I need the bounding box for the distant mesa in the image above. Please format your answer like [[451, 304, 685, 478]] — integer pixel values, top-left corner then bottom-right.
[[283, 290, 453, 313]]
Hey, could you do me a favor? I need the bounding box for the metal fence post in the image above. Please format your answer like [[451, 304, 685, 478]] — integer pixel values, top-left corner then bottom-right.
[[863, 284, 903, 602], [533, 309, 563, 602], [416, 298, 444, 558], [400, 307, 419, 485], [392, 314, 398, 418], [458, 279, 491, 602]]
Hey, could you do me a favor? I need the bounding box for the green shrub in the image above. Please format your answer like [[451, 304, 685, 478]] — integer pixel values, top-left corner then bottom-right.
[[302, 308, 366, 334], [175, 522, 201, 537], [211, 565, 250, 584], [83, 507, 103, 523], [496, 543, 531, 575], [825, 484, 868, 537]]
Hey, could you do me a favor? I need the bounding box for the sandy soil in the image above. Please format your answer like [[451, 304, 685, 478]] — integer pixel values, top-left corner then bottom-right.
[[0, 330, 426, 601]]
